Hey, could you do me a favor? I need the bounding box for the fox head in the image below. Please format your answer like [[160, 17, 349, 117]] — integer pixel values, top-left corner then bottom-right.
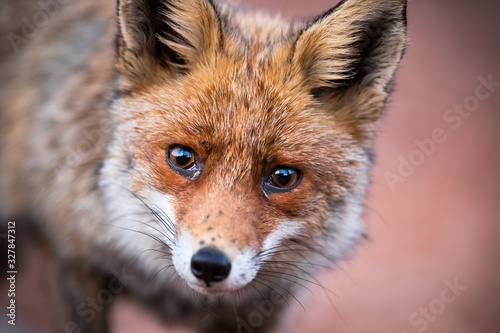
[[99, 0, 407, 296]]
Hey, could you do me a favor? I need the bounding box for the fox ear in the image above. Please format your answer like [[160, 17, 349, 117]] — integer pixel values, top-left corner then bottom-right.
[[116, 0, 222, 87], [291, 0, 407, 131]]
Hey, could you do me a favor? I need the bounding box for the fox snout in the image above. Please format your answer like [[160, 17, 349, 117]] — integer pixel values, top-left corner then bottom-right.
[[171, 192, 264, 295], [172, 229, 260, 295]]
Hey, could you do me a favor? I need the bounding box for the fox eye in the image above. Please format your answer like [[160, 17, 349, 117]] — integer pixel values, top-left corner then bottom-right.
[[264, 166, 301, 193], [169, 146, 195, 169], [167, 145, 201, 179]]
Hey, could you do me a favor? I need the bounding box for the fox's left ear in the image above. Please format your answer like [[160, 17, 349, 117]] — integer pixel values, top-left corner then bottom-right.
[[291, 0, 407, 134], [116, 0, 222, 89]]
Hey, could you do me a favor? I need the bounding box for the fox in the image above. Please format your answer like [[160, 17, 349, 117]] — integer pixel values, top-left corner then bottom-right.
[[0, 0, 407, 332]]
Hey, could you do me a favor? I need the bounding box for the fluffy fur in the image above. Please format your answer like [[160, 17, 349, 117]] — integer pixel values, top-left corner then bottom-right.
[[0, 0, 407, 332]]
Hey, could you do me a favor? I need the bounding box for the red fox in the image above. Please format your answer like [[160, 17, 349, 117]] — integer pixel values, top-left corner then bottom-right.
[[0, 0, 407, 332]]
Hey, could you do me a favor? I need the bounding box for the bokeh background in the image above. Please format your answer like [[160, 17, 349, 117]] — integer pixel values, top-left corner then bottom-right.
[[1, 0, 499, 332]]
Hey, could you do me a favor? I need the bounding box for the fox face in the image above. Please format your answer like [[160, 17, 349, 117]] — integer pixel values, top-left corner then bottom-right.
[[99, 0, 407, 296]]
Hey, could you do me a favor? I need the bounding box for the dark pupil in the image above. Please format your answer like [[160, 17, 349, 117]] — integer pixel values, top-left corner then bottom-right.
[[173, 149, 192, 167], [275, 168, 292, 185]]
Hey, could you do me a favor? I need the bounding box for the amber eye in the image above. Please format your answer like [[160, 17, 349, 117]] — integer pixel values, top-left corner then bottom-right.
[[168, 146, 196, 170], [265, 166, 301, 192]]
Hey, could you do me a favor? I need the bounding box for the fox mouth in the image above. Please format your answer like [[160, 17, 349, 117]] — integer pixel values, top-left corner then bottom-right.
[[187, 281, 243, 296]]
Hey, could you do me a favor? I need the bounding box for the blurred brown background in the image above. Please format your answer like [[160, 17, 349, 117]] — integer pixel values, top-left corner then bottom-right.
[[1, 0, 499, 332]]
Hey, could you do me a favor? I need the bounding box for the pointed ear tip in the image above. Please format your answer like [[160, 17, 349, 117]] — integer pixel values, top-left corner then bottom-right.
[[380, 0, 408, 12], [343, 0, 407, 6], [381, 0, 407, 5], [323, 0, 407, 22], [367, 0, 408, 11]]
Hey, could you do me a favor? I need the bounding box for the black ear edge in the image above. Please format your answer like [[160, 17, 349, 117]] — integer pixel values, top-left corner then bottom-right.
[[115, 0, 225, 80], [301, 0, 408, 90], [206, 0, 226, 51], [307, 0, 350, 26], [311, 0, 408, 26], [155, 0, 225, 63]]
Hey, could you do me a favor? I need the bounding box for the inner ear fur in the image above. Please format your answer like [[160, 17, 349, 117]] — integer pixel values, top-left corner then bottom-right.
[[116, 0, 222, 87], [291, 0, 407, 130]]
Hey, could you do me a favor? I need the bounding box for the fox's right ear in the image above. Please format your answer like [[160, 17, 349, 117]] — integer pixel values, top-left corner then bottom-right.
[[116, 0, 222, 88], [290, 0, 407, 137]]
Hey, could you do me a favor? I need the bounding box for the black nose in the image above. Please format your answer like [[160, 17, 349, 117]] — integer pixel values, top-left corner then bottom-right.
[[190, 247, 231, 286]]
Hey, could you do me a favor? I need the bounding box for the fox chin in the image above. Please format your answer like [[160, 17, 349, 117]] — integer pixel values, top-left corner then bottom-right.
[[0, 0, 407, 332]]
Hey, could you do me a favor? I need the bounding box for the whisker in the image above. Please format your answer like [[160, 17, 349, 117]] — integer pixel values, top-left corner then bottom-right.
[[251, 278, 290, 307], [261, 262, 338, 297], [256, 271, 313, 294], [104, 224, 172, 251]]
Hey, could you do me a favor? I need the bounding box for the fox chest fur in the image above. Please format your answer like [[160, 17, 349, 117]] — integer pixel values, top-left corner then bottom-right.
[[0, 0, 407, 332]]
